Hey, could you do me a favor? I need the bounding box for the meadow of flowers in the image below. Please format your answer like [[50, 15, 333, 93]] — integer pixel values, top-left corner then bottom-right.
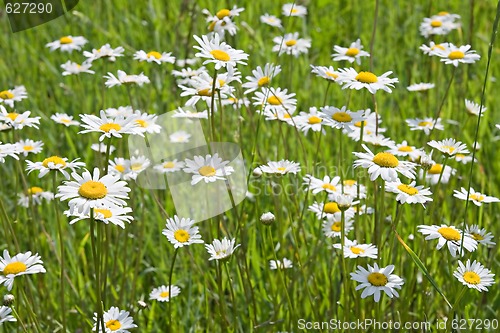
[[0, 1, 499, 332]]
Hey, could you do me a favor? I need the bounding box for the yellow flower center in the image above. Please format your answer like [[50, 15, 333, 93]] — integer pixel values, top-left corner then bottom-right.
[[78, 181, 108, 199], [355, 71, 378, 83], [23, 145, 34, 151], [160, 291, 170, 298], [105, 319, 121, 331], [455, 154, 465, 159], [210, 50, 230, 61], [131, 163, 143, 171], [94, 208, 112, 219], [6, 113, 18, 121], [135, 119, 147, 128], [28, 187, 43, 195], [208, 21, 217, 32], [442, 145, 455, 153], [163, 162, 175, 169], [115, 164, 126, 173], [258, 76, 270, 87], [346, 47, 360, 56], [285, 39, 297, 47], [350, 246, 365, 254], [448, 51, 465, 60], [277, 167, 287, 172], [398, 145, 413, 152], [397, 184, 419, 195], [437, 227, 461, 241], [59, 36, 73, 44], [332, 112, 352, 123], [354, 120, 367, 128], [308, 116, 322, 124], [267, 95, 282, 105], [0, 90, 14, 99], [431, 44, 446, 51], [218, 79, 226, 87], [326, 71, 338, 79], [463, 271, 481, 285], [470, 194, 485, 202], [471, 233, 484, 241], [418, 121, 433, 127], [291, 8, 298, 13], [324, 202, 340, 214], [42, 156, 67, 168], [99, 123, 122, 132], [344, 179, 357, 186], [199, 165, 216, 177], [367, 272, 388, 286], [331, 221, 341, 232], [372, 152, 399, 168], [174, 229, 190, 243], [322, 183, 336, 191], [430, 20, 442, 27], [147, 51, 162, 59], [438, 11, 449, 15], [61, 118, 72, 124], [198, 88, 212, 97], [3, 261, 27, 275], [428, 164, 443, 174], [216, 8, 231, 19]]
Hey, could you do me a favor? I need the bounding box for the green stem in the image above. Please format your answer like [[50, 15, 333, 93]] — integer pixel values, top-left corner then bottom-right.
[[52, 173, 66, 333], [167, 248, 179, 333], [90, 209, 105, 333]]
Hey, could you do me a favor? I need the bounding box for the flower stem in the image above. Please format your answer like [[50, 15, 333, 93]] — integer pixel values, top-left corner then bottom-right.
[[167, 248, 179, 333], [52, 173, 66, 333]]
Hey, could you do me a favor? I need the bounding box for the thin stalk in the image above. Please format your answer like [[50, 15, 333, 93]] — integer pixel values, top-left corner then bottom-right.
[[52, 173, 66, 333], [167, 248, 179, 333]]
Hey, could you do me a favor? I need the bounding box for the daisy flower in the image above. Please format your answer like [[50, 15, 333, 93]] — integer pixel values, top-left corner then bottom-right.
[[385, 181, 433, 207], [0, 250, 46, 291], [270, 258, 293, 270], [0, 306, 16, 324], [387, 141, 422, 160], [333, 239, 378, 259], [320, 105, 365, 133], [465, 99, 486, 117], [0, 143, 20, 163], [193, 34, 248, 70], [104, 70, 150, 88], [293, 107, 326, 135], [259, 160, 301, 175], [153, 159, 185, 173], [322, 216, 354, 238], [79, 110, 143, 141], [282, 3, 307, 17], [205, 237, 240, 261], [46, 35, 88, 52], [84, 44, 125, 62], [0, 86, 28, 107], [162, 216, 203, 248], [337, 68, 398, 94], [127, 156, 150, 180], [26, 155, 85, 179], [272, 32, 311, 57], [406, 117, 444, 135], [150, 285, 181, 302], [183, 153, 234, 185], [104, 106, 135, 118], [453, 187, 500, 206], [309, 201, 343, 220], [132, 111, 162, 134], [15, 139, 44, 156], [331, 39, 370, 65], [56, 167, 130, 214], [310, 65, 341, 82], [454, 153, 475, 164], [169, 130, 191, 143], [18, 186, 54, 207], [51, 113, 81, 127], [65, 206, 134, 229], [303, 174, 341, 195], [91, 143, 116, 154], [453, 260, 495, 292], [434, 44, 480, 67], [417, 224, 477, 257], [93, 306, 137, 333], [466, 225, 496, 247], [0, 107, 40, 130], [242, 63, 281, 94], [420, 41, 450, 57], [419, 14, 460, 38], [424, 163, 456, 185], [362, 133, 396, 147], [253, 87, 297, 112], [60, 61, 95, 76], [260, 14, 282, 28], [171, 107, 208, 119], [350, 263, 404, 302], [407, 83, 435, 92], [108, 158, 131, 180], [210, 6, 244, 19], [428, 138, 469, 157], [353, 144, 417, 182], [133, 50, 176, 64]]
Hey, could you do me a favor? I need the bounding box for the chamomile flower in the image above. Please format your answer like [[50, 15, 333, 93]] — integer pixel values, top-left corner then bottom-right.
[[0, 86, 28, 107], [322, 216, 354, 238], [183, 153, 234, 185], [0, 107, 40, 130], [465, 99, 486, 117], [350, 264, 404, 302], [406, 117, 444, 135], [310, 65, 341, 82], [465, 225, 496, 247], [127, 156, 150, 180], [353, 144, 417, 182], [0, 250, 46, 291], [333, 239, 378, 259], [434, 44, 480, 67], [292, 107, 326, 135], [428, 138, 469, 157], [65, 205, 133, 229], [171, 107, 208, 119], [0, 306, 16, 324], [453, 260, 495, 292], [108, 158, 131, 180], [407, 83, 435, 91], [93, 306, 137, 333], [417, 224, 477, 257], [337, 68, 398, 94], [193, 34, 248, 70], [270, 258, 293, 270], [386, 181, 433, 207], [331, 39, 370, 65], [205, 237, 240, 261], [51, 113, 81, 127], [253, 87, 297, 112], [133, 50, 176, 64], [84, 44, 125, 62], [104, 70, 150, 88], [419, 14, 460, 38], [272, 32, 311, 57], [105, 106, 135, 118], [46, 35, 88, 52], [149, 285, 181, 302], [321, 105, 365, 133], [387, 141, 422, 160], [56, 168, 130, 214], [60, 61, 95, 76], [454, 153, 475, 164], [260, 14, 283, 28], [0, 143, 20, 163], [162, 216, 203, 248], [132, 111, 162, 134], [18, 186, 54, 207], [282, 3, 307, 17], [153, 159, 185, 173], [170, 130, 191, 143], [259, 160, 301, 175], [453, 187, 500, 206], [79, 110, 143, 141], [362, 133, 396, 147], [15, 139, 44, 156], [423, 163, 456, 185], [26, 155, 85, 179], [303, 174, 341, 195], [242, 63, 281, 94]]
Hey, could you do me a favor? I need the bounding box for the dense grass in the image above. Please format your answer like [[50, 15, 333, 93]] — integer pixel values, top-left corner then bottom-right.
[[1, 0, 499, 332]]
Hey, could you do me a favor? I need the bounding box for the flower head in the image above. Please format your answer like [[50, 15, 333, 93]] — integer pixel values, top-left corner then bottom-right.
[[337, 68, 398, 94], [350, 263, 404, 302], [0, 250, 46, 291], [149, 285, 181, 302], [417, 224, 477, 257], [193, 34, 248, 70], [46, 35, 88, 52], [183, 153, 234, 185], [162, 216, 203, 248], [331, 39, 370, 65], [93, 306, 137, 332], [205, 237, 240, 261], [453, 260, 495, 292]]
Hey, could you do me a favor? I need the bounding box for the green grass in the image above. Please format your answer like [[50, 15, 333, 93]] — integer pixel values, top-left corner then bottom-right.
[[1, 0, 500, 332]]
